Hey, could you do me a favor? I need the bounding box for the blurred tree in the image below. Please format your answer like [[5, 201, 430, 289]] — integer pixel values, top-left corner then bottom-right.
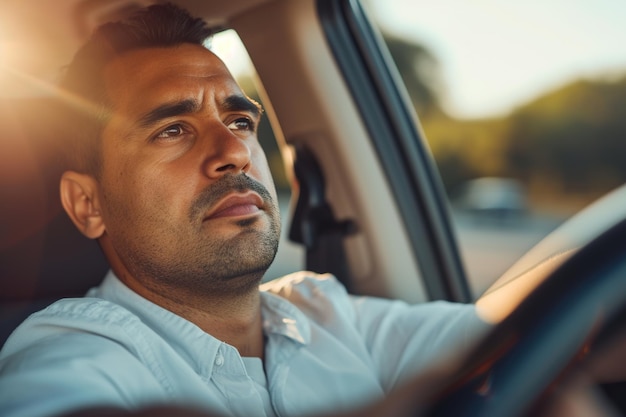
[[382, 33, 444, 118], [422, 116, 511, 192], [506, 77, 626, 198], [367, 7, 626, 212]]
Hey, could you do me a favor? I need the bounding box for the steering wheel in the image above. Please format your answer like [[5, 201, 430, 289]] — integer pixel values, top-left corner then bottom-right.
[[422, 217, 626, 417]]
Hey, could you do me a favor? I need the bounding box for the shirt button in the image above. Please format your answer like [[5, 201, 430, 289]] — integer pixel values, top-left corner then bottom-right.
[[214, 354, 224, 367]]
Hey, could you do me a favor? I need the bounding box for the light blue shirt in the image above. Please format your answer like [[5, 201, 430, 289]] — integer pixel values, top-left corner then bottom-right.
[[0, 271, 487, 417]]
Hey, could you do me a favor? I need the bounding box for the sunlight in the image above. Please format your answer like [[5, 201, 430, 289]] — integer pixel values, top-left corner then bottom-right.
[[209, 29, 256, 78], [369, 0, 626, 119]]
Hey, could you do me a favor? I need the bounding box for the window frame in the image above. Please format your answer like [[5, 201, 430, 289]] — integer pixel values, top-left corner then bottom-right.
[[317, 0, 471, 302]]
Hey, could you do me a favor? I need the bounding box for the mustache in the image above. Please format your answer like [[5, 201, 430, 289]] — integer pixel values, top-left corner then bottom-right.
[[188, 174, 275, 221]]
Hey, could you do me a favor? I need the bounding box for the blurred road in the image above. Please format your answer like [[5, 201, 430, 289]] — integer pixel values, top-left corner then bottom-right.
[[452, 211, 564, 297]]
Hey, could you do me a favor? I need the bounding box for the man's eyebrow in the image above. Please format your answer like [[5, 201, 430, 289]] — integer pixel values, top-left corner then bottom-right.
[[137, 99, 200, 128], [222, 95, 263, 117]]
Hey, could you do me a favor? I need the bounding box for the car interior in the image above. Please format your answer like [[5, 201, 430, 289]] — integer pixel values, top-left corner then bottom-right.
[[1, 0, 625, 416], [1, 0, 473, 343]]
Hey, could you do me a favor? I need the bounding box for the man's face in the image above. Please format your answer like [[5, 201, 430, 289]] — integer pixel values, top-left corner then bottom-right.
[[95, 44, 280, 297]]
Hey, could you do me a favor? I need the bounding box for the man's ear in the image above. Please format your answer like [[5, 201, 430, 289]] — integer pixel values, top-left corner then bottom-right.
[[60, 171, 106, 239]]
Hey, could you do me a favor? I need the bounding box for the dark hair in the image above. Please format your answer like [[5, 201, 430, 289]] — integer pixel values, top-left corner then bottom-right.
[[59, 3, 216, 175]]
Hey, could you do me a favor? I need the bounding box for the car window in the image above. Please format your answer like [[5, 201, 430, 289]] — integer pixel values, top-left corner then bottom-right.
[[211, 29, 304, 281], [367, 0, 626, 296]]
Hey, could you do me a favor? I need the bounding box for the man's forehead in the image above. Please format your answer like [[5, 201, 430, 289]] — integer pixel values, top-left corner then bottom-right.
[[107, 43, 226, 72], [103, 44, 244, 113]]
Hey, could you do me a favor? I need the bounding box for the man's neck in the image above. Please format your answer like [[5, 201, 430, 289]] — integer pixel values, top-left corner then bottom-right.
[[117, 271, 266, 359], [188, 292, 265, 359]]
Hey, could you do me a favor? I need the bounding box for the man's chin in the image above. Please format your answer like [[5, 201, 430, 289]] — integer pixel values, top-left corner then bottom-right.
[[205, 233, 278, 279]]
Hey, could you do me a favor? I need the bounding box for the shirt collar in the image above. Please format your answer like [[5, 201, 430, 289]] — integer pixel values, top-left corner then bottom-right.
[[90, 271, 223, 376], [260, 291, 311, 345], [92, 271, 311, 351]]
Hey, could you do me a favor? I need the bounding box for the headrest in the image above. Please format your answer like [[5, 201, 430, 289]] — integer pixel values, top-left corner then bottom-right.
[[0, 98, 108, 302]]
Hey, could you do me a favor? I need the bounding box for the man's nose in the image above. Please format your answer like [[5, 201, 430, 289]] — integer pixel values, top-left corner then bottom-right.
[[200, 124, 252, 178]]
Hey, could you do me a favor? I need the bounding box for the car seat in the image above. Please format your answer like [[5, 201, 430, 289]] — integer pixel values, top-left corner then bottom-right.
[[0, 97, 109, 346]]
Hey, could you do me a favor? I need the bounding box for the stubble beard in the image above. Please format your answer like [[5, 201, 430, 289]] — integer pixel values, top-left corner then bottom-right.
[[126, 204, 281, 299], [110, 174, 282, 299], [190, 210, 281, 294]]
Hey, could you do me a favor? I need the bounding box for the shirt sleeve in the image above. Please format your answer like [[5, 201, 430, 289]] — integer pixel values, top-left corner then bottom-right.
[[267, 272, 492, 393], [350, 295, 491, 391]]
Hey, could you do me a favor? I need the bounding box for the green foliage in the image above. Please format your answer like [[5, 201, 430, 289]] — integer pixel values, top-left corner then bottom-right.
[[382, 30, 626, 209], [363, 0, 626, 211], [506, 78, 626, 194], [422, 77, 626, 210]]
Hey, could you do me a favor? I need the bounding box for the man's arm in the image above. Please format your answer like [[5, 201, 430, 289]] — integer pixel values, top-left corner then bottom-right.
[[351, 296, 490, 391]]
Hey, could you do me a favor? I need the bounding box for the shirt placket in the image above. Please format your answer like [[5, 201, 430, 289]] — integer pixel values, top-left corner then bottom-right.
[[210, 344, 269, 417]]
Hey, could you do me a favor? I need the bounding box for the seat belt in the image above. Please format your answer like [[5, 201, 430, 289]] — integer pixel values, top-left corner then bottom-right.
[[288, 144, 357, 291]]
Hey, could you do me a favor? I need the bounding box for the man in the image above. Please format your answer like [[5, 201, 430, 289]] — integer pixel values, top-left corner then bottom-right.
[[0, 4, 486, 417]]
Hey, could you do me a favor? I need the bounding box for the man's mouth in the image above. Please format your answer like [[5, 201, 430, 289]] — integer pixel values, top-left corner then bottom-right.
[[203, 192, 264, 220]]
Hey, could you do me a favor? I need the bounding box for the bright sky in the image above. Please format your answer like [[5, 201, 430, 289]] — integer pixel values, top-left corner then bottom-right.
[[367, 0, 626, 119]]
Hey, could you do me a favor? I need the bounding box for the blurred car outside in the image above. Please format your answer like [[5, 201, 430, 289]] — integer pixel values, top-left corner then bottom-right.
[[453, 177, 528, 223]]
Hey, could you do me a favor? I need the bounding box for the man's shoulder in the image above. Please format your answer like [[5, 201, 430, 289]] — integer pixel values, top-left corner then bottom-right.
[[260, 271, 355, 325], [1, 297, 142, 358], [0, 298, 169, 417], [28, 297, 139, 327], [261, 271, 348, 303], [262, 270, 342, 291]]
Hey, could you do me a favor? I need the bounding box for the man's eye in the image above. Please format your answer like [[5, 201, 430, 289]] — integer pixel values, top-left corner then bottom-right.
[[227, 117, 255, 132], [155, 124, 186, 139]]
